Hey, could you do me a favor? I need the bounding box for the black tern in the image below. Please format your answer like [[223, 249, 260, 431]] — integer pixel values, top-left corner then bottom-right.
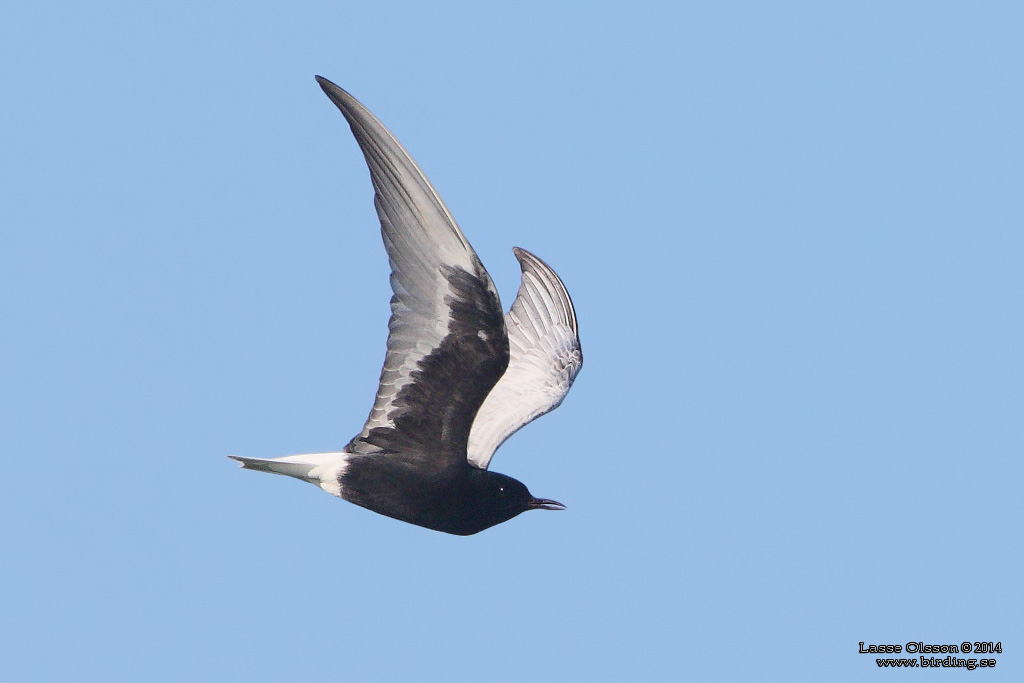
[[230, 76, 582, 535]]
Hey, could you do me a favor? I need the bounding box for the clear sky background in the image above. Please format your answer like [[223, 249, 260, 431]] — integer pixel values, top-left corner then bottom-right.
[[2, 1, 1021, 681]]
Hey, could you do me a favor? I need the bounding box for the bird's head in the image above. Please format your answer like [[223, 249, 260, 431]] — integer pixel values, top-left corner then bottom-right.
[[467, 470, 565, 531]]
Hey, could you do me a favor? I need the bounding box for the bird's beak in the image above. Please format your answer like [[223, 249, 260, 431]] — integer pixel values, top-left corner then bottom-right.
[[528, 497, 566, 511]]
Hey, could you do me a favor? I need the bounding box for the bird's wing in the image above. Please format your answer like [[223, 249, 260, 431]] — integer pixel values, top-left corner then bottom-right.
[[466, 247, 582, 470], [317, 77, 509, 465]]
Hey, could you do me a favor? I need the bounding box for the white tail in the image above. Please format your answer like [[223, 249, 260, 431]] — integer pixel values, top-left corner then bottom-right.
[[229, 452, 348, 497]]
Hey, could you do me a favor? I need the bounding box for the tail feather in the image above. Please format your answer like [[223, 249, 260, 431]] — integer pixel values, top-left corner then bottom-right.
[[229, 454, 320, 479], [228, 452, 348, 498]]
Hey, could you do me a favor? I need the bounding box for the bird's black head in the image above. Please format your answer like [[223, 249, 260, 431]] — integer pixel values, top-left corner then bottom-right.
[[460, 469, 565, 535]]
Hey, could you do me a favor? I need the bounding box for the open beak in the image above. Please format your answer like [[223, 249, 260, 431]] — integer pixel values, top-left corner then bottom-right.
[[528, 497, 566, 511]]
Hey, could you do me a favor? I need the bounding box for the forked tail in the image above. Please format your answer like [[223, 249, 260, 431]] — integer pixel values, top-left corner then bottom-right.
[[228, 452, 348, 498]]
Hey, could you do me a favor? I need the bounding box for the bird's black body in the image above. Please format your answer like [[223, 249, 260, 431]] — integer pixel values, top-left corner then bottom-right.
[[334, 254, 548, 535], [341, 456, 539, 535]]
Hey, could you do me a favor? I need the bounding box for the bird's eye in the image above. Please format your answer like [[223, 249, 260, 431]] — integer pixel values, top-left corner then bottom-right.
[[499, 486, 505, 493]]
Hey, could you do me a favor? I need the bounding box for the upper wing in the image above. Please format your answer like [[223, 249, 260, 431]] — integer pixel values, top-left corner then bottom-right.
[[316, 77, 509, 465], [466, 247, 582, 470]]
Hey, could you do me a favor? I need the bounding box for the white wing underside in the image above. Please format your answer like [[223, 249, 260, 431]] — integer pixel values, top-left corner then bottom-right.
[[467, 248, 583, 470]]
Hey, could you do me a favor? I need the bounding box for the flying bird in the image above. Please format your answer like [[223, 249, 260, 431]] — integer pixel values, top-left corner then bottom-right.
[[230, 76, 583, 535]]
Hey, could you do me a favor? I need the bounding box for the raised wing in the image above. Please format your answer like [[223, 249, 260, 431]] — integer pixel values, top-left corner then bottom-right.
[[316, 77, 509, 465], [466, 247, 582, 469]]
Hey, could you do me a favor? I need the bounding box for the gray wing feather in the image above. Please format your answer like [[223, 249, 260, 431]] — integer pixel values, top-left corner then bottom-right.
[[316, 77, 507, 456], [467, 247, 582, 469]]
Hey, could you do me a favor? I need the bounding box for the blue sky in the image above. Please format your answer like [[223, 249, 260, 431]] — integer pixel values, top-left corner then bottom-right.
[[2, 1, 1021, 681]]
